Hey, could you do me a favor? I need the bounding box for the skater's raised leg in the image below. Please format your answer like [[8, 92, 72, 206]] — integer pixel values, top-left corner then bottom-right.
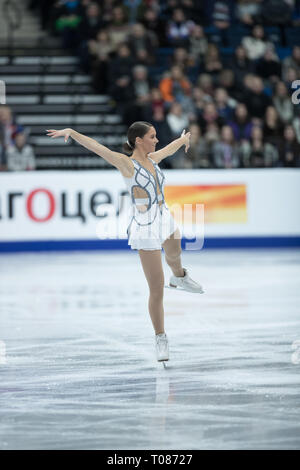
[[163, 228, 204, 294], [162, 228, 185, 278]]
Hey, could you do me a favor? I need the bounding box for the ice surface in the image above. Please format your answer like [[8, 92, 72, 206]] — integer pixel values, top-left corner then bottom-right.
[[0, 249, 300, 449]]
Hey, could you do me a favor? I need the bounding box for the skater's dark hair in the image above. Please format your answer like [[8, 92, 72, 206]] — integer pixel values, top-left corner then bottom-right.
[[123, 121, 153, 155]]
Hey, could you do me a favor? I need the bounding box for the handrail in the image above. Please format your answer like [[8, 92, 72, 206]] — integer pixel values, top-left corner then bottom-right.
[[3, 0, 22, 55]]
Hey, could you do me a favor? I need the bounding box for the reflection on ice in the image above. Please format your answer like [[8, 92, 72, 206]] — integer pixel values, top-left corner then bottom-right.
[[291, 340, 300, 365]]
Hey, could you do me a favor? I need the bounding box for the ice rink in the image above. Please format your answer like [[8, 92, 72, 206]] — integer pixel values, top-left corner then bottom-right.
[[0, 248, 300, 450]]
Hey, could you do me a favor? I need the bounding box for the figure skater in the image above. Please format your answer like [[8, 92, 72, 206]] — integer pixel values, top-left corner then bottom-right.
[[46, 122, 204, 362]]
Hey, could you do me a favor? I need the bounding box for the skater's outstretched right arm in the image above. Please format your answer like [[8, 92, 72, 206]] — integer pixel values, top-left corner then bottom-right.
[[46, 128, 129, 171], [148, 129, 191, 164]]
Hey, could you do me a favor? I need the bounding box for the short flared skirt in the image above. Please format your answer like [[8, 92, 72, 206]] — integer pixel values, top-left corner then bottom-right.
[[127, 204, 181, 251]]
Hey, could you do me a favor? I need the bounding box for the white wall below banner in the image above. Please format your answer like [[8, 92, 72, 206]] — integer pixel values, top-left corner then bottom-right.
[[0, 169, 299, 251]]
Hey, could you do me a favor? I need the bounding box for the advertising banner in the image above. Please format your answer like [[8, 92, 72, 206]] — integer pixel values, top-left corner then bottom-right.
[[0, 169, 299, 250]]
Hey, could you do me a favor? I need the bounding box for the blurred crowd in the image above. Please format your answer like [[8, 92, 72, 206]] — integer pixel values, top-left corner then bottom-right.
[[2, 0, 300, 171]]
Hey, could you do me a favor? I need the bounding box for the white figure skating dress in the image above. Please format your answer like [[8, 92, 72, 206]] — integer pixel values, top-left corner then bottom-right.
[[122, 157, 180, 250]]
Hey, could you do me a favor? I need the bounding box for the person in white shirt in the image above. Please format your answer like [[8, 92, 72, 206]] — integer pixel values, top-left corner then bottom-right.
[[242, 24, 274, 61], [166, 102, 189, 167], [7, 131, 36, 171]]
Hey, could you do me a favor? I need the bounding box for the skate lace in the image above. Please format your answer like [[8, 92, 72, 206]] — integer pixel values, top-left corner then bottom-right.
[[182, 273, 200, 287]]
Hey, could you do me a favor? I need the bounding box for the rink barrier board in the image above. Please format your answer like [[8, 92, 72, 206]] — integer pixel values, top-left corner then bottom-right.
[[0, 236, 300, 253], [1, 169, 300, 247]]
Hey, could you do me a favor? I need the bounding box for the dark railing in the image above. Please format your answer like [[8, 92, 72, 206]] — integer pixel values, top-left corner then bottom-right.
[[3, 0, 22, 57]]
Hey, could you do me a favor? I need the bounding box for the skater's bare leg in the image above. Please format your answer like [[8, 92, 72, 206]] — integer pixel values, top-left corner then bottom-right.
[[162, 228, 185, 277], [138, 249, 165, 335]]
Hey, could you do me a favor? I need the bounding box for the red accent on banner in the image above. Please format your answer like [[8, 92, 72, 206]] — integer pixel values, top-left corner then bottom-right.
[[26, 189, 56, 222]]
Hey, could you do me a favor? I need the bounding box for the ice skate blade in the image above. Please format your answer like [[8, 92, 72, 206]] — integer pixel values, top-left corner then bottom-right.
[[164, 284, 204, 294], [158, 358, 169, 362]]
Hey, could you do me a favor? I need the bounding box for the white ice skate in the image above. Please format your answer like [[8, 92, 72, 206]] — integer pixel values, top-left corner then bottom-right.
[[166, 268, 204, 294], [155, 333, 169, 362]]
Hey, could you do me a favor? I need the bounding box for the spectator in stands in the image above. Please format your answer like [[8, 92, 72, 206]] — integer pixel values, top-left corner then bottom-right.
[[149, 107, 173, 169], [143, 87, 165, 121], [107, 5, 130, 49], [240, 125, 279, 167], [212, 1, 230, 29], [188, 24, 208, 66], [159, 66, 192, 107], [141, 7, 167, 47], [282, 46, 300, 82], [214, 87, 236, 120], [229, 45, 254, 86], [204, 123, 220, 146], [185, 123, 211, 168], [166, 102, 190, 137], [217, 69, 241, 101], [128, 23, 156, 65], [164, 0, 204, 23], [242, 24, 274, 61], [273, 81, 295, 124], [54, 0, 85, 50], [107, 43, 136, 123], [166, 102, 188, 167], [123, 0, 147, 24], [255, 48, 282, 83], [197, 73, 214, 96], [169, 47, 192, 71], [0, 124, 6, 171], [242, 76, 272, 119], [89, 29, 116, 93], [188, 86, 210, 122], [202, 43, 223, 79], [278, 124, 300, 167], [161, 66, 194, 114], [211, 1, 234, 47], [243, 72, 256, 91], [212, 125, 241, 168], [284, 66, 299, 91], [6, 131, 36, 172], [228, 102, 254, 141], [126, 65, 154, 122], [198, 102, 224, 133], [101, 0, 118, 24], [293, 116, 300, 143], [212, 1, 232, 29], [263, 105, 284, 147], [166, 8, 195, 47], [260, 0, 292, 25], [0, 106, 20, 150], [79, 2, 104, 41], [235, 0, 262, 26], [107, 42, 136, 87]]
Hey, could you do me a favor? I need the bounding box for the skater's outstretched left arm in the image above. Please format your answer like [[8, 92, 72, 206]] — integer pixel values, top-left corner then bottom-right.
[[148, 129, 191, 164]]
